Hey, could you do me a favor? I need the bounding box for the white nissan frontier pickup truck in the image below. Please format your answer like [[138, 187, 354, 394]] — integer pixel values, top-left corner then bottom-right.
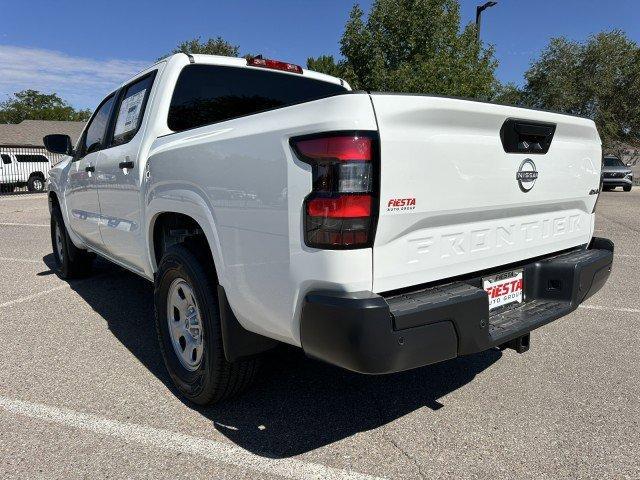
[[44, 53, 613, 405]]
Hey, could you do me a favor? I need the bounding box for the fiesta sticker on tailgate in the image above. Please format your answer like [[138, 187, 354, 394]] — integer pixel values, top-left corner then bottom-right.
[[387, 198, 416, 212]]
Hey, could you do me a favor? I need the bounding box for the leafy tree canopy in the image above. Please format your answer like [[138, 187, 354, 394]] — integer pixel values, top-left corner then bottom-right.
[[307, 0, 497, 99], [306, 55, 346, 79], [0, 90, 91, 124], [511, 30, 640, 158], [160, 36, 241, 60]]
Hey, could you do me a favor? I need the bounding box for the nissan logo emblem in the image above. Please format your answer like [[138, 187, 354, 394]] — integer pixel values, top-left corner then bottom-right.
[[516, 159, 538, 192]]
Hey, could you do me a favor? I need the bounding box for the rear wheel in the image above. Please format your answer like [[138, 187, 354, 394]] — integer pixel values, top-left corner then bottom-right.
[[0, 184, 15, 193], [28, 174, 45, 192], [154, 244, 259, 405], [623, 185, 632, 192], [602, 185, 613, 191], [50, 205, 94, 278]]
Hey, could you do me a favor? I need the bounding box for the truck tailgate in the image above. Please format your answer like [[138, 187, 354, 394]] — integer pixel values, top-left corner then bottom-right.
[[370, 94, 602, 293]]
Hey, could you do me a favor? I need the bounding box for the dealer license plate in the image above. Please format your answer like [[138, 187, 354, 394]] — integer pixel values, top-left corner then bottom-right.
[[483, 269, 523, 311]]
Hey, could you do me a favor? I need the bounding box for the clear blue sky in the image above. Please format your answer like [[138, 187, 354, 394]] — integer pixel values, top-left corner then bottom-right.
[[1, 0, 639, 109]]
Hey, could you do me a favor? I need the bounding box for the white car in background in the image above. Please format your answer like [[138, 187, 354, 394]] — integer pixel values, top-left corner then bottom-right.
[[0, 151, 50, 192]]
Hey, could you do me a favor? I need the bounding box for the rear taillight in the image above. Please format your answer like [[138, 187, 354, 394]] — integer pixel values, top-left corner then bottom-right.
[[291, 133, 378, 249]]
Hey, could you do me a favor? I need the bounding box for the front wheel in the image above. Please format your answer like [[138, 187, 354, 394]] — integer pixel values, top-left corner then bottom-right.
[[154, 244, 259, 405], [50, 205, 94, 278], [624, 185, 632, 192], [28, 175, 46, 192]]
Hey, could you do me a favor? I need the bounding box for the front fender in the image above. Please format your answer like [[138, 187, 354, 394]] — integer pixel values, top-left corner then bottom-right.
[[49, 158, 85, 250]]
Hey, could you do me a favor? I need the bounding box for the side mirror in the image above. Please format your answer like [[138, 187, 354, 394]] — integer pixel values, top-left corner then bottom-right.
[[43, 134, 73, 155]]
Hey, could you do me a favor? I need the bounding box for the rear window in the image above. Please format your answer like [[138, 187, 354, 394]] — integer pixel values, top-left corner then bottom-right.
[[168, 64, 347, 132], [15, 154, 49, 163], [603, 157, 624, 167]]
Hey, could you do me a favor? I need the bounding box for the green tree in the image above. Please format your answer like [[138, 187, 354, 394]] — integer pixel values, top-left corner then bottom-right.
[[492, 83, 526, 106], [309, 1, 498, 98], [523, 30, 640, 159], [0, 90, 91, 124], [160, 36, 240, 60], [306, 55, 345, 78]]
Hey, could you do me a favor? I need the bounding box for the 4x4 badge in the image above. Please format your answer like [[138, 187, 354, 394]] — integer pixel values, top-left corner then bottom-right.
[[516, 159, 538, 192]]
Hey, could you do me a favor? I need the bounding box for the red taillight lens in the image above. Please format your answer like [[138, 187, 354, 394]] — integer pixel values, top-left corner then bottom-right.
[[247, 57, 303, 74], [291, 133, 378, 249], [307, 195, 371, 218], [295, 136, 372, 161]]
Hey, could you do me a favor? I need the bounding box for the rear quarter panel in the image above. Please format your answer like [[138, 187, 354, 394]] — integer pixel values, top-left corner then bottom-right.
[[146, 93, 377, 345]]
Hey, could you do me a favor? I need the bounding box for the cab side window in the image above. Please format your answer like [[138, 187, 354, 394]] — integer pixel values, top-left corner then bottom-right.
[[1, 154, 11, 164], [111, 73, 155, 147], [80, 94, 116, 157]]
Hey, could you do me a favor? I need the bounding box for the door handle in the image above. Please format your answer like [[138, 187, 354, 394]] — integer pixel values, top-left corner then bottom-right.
[[85, 166, 95, 172], [119, 161, 134, 169]]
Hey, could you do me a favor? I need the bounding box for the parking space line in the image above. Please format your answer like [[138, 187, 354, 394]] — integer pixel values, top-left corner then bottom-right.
[[0, 257, 43, 264], [0, 395, 382, 480], [0, 222, 48, 227], [579, 304, 640, 314], [0, 194, 47, 202], [0, 285, 67, 309]]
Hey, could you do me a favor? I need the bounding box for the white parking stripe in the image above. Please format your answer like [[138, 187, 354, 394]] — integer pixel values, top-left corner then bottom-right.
[[0, 284, 67, 309], [0, 395, 382, 480], [579, 304, 640, 314], [0, 222, 48, 227], [0, 257, 43, 264], [0, 194, 47, 202]]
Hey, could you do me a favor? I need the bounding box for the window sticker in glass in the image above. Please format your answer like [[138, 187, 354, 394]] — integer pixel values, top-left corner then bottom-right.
[[112, 75, 154, 146], [114, 89, 146, 138]]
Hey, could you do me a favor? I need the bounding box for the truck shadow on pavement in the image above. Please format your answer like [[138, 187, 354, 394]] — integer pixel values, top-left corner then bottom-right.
[[45, 254, 502, 459]]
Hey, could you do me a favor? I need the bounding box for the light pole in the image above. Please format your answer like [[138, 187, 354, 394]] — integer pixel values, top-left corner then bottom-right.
[[476, 1, 497, 44]]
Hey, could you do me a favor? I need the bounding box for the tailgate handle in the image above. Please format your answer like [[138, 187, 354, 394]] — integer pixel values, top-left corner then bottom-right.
[[500, 119, 556, 154]]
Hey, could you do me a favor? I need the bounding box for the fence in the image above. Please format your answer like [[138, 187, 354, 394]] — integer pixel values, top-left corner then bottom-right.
[[0, 145, 66, 195]]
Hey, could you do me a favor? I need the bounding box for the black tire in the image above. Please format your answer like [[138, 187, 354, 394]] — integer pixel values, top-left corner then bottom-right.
[[0, 184, 15, 193], [28, 174, 46, 192], [623, 185, 632, 192], [50, 205, 95, 279], [602, 185, 613, 191], [154, 244, 259, 405]]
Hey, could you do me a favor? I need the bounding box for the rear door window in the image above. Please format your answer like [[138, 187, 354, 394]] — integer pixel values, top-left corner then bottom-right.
[[15, 154, 49, 163], [168, 64, 347, 132], [111, 73, 155, 146], [603, 157, 624, 167]]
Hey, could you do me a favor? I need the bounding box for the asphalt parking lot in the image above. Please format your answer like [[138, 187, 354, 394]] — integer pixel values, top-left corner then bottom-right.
[[0, 190, 638, 480]]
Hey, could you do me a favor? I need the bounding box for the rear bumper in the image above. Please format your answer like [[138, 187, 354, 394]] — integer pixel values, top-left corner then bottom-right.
[[300, 238, 614, 374]]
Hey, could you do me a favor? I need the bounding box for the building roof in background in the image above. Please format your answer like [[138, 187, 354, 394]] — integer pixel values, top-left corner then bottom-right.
[[0, 120, 86, 147]]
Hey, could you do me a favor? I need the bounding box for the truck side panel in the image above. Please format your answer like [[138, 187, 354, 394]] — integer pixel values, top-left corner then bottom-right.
[[146, 93, 377, 345]]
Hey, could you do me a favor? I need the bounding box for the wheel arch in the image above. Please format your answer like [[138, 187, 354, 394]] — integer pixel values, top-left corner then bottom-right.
[[148, 208, 278, 361], [146, 199, 225, 284]]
